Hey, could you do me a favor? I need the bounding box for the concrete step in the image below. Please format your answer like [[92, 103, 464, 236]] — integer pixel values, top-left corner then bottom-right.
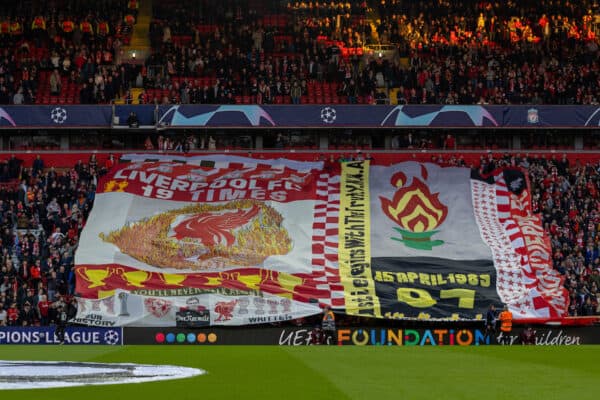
[[127, 0, 153, 52], [129, 39, 149, 48]]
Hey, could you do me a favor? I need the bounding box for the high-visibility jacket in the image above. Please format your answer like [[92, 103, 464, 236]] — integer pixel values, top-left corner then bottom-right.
[[322, 310, 336, 331], [97, 21, 109, 36], [31, 16, 46, 30], [62, 20, 74, 33], [128, 0, 139, 9], [0, 21, 9, 34], [499, 310, 513, 332], [10, 21, 22, 35], [80, 21, 93, 34]]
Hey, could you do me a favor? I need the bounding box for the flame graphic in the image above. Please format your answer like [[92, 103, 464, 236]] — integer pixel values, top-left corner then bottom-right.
[[380, 169, 448, 250], [380, 175, 448, 232]]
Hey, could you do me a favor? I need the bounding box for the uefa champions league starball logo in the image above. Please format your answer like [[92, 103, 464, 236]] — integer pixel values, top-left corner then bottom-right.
[[103, 330, 121, 345], [158, 105, 276, 127], [585, 107, 600, 126], [380, 105, 498, 127], [50, 107, 68, 124], [320, 107, 337, 124]]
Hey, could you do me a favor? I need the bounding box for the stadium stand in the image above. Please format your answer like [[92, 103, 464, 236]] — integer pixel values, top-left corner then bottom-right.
[[0, 0, 598, 327], [0, 153, 113, 326], [0, 0, 596, 105], [0, 0, 136, 105], [144, 0, 600, 105]]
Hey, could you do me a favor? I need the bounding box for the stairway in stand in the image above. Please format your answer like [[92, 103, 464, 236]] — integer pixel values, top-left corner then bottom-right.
[[130, 1, 152, 46], [115, 0, 153, 104]]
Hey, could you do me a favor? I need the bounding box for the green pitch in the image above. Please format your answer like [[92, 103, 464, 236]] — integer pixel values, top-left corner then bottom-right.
[[1, 345, 599, 400]]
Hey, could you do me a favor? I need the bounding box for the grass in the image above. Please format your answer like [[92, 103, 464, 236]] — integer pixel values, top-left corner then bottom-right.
[[1, 345, 598, 400]]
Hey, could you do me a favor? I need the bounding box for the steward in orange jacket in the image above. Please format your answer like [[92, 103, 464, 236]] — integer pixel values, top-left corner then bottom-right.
[[62, 19, 74, 33], [97, 21, 110, 36], [498, 305, 513, 345], [31, 16, 46, 30], [10, 21, 22, 36]]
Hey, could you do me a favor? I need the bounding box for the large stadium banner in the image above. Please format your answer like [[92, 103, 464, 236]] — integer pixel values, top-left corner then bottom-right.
[[74, 155, 568, 326], [2, 105, 600, 128]]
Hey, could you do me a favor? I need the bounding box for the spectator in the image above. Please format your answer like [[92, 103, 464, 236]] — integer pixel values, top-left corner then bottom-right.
[[19, 301, 36, 326], [7, 302, 18, 326], [49, 69, 61, 96], [144, 136, 154, 150], [519, 326, 536, 345], [484, 304, 497, 343], [290, 80, 302, 104], [581, 296, 596, 316], [208, 135, 216, 150], [37, 293, 50, 326], [127, 111, 140, 128], [310, 325, 325, 345], [46, 271, 57, 303], [443, 134, 456, 150], [32, 155, 44, 178], [345, 79, 358, 104], [12, 87, 24, 104], [0, 302, 6, 326]]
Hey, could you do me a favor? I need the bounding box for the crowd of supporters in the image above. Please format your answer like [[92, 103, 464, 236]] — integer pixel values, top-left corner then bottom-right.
[[474, 152, 600, 316], [0, 0, 598, 105], [0, 0, 136, 105], [0, 153, 115, 326], [144, 0, 379, 104], [377, 0, 600, 105], [0, 150, 598, 327], [142, 0, 600, 105]]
